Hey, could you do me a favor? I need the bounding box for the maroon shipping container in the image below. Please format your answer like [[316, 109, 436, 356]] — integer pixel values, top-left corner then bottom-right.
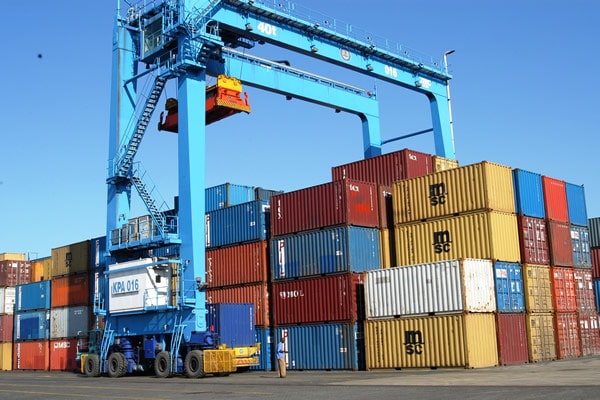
[[547, 220, 574, 267], [554, 312, 581, 359], [49, 338, 78, 371], [578, 312, 600, 356], [206, 241, 269, 287], [592, 248, 600, 278], [331, 148, 433, 186], [573, 269, 595, 312], [495, 313, 529, 365], [206, 283, 270, 327], [377, 184, 394, 230], [542, 176, 569, 223], [550, 267, 577, 312], [51, 273, 90, 308], [271, 179, 379, 236], [0, 314, 13, 343], [272, 273, 363, 325], [0, 260, 32, 287], [517, 215, 550, 265], [13, 340, 49, 371]]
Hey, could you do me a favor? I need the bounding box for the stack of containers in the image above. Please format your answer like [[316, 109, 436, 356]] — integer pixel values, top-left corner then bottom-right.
[[270, 179, 381, 371], [591, 218, 600, 310]]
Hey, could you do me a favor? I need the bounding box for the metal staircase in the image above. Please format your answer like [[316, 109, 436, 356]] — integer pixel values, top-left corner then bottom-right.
[[99, 323, 115, 373], [170, 320, 186, 373], [130, 162, 169, 235]]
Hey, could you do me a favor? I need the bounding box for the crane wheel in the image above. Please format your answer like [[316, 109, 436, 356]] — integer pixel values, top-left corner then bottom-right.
[[184, 350, 205, 379], [84, 354, 101, 377], [107, 352, 128, 377], [154, 351, 172, 378]]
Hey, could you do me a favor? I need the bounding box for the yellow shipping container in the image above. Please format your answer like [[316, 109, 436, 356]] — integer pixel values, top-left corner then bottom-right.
[[51, 240, 91, 278], [0, 253, 26, 262], [522, 264, 553, 313], [394, 161, 515, 224], [525, 312, 556, 362], [432, 155, 459, 172], [365, 313, 498, 369], [31, 256, 52, 282], [395, 211, 521, 266], [379, 228, 396, 269], [0, 342, 12, 370]]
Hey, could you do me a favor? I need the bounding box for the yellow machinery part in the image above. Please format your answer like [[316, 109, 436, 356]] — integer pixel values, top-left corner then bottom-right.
[[203, 349, 237, 374], [80, 353, 88, 374]]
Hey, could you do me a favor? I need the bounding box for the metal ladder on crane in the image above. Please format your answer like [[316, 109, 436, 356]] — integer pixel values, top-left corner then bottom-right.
[[99, 322, 115, 374], [169, 319, 186, 374]]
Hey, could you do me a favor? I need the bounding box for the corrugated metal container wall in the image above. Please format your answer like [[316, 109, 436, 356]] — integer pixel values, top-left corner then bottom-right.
[[251, 326, 274, 371], [365, 259, 495, 319], [271, 179, 379, 237], [494, 261, 525, 313], [589, 217, 600, 248], [206, 241, 269, 287], [578, 312, 600, 356], [270, 226, 381, 280], [49, 338, 78, 371], [593, 248, 600, 278], [206, 304, 256, 348], [495, 313, 529, 365], [379, 228, 396, 269], [377, 185, 393, 230], [14, 310, 49, 341], [15, 280, 51, 312], [554, 312, 581, 359], [13, 340, 49, 371], [573, 269, 595, 312], [393, 161, 515, 224], [51, 240, 90, 278], [0, 342, 11, 370], [512, 169, 546, 219], [206, 283, 270, 327], [432, 155, 459, 172], [364, 314, 498, 369], [275, 323, 361, 371], [31, 259, 48, 283], [205, 183, 255, 212], [50, 273, 90, 308], [272, 273, 363, 325], [394, 211, 521, 266], [0, 314, 13, 342], [50, 306, 90, 339], [205, 200, 270, 248], [542, 176, 569, 223], [254, 187, 284, 202], [0, 260, 32, 286], [547, 220, 574, 267], [331, 148, 433, 186], [0, 287, 15, 314], [0, 253, 26, 261], [550, 267, 577, 313], [595, 280, 600, 312], [517, 215, 550, 265], [565, 183, 588, 227], [89, 236, 107, 270], [571, 225, 592, 268], [522, 264, 553, 313], [525, 313, 556, 362]]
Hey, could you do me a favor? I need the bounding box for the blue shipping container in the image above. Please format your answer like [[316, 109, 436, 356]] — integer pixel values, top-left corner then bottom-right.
[[594, 279, 600, 313], [274, 323, 362, 371], [513, 169, 545, 218], [251, 326, 274, 371], [206, 200, 270, 248], [206, 303, 256, 348], [571, 225, 592, 268], [15, 281, 51, 312], [270, 226, 381, 280], [90, 236, 107, 270], [565, 183, 588, 227], [14, 310, 49, 341], [205, 183, 255, 212], [494, 261, 525, 313]]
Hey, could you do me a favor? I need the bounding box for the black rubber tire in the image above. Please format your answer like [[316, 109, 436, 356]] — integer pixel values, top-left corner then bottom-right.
[[184, 350, 205, 378], [107, 352, 128, 378], [154, 351, 172, 378], [84, 354, 100, 377]]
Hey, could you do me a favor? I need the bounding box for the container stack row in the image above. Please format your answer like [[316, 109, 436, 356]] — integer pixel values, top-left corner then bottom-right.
[[589, 218, 600, 341]]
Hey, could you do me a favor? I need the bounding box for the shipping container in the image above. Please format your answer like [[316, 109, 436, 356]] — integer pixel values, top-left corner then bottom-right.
[[512, 169, 546, 219], [0, 314, 13, 343], [31, 257, 51, 282], [206, 304, 256, 348], [251, 326, 274, 371], [364, 313, 498, 369], [571, 225, 592, 268], [578, 312, 600, 356], [376, 184, 393, 230], [365, 259, 496, 319], [565, 183, 588, 227], [274, 323, 362, 371], [395, 211, 521, 266], [206, 283, 270, 327], [554, 312, 581, 359], [13, 340, 49, 371], [551, 267, 577, 313], [15, 280, 51, 312], [525, 313, 556, 362], [573, 269, 596, 312], [271, 179, 379, 237], [496, 313, 529, 365], [379, 228, 396, 269], [0, 342, 11, 370], [50, 306, 90, 339], [206, 241, 269, 288], [590, 217, 600, 248], [205, 200, 270, 248], [272, 273, 363, 325], [517, 215, 550, 265], [49, 338, 78, 371], [51, 240, 90, 278], [432, 155, 459, 172], [542, 176, 569, 223], [0, 260, 32, 286], [331, 148, 433, 186], [494, 261, 525, 313], [592, 248, 600, 278], [0, 287, 15, 314], [14, 310, 49, 341], [205, 182, 255, 212], [547, 220, 574, 267], [595, 279, 600, 312], [0, 253, 26, 261], [393, 161, 515, 224], [90, 236, 107, 270], [522, 264, 553, 313], [254, 187, 284, 202], [270, 226, 381, 280], [51, 273, 90, 308]]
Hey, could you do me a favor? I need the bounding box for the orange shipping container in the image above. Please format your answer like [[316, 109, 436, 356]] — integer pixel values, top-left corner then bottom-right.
[[206, 283, 270, 326], [525, 313, 556, 362], [51, 273, 90, 308], [522, 264, 553, 313], [206, 241, 269, 287], [49, 339, 78, 371], [51, 240, 90, 278], [550, 267, 577, 312], [13, 340, 49, 371]]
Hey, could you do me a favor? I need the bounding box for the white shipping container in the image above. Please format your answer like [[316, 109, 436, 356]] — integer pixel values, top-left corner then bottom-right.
[[365, 259, 496, 319], [0, 287, 15, 314], [50, 305, 90, 339]]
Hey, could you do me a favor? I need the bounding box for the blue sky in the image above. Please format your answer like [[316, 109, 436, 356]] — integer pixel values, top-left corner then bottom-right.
[[1, 1, 598, 258]]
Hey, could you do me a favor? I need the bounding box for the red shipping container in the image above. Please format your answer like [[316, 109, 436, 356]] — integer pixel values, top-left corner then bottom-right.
[[377, 185, 394, 230], [0, 314, 13, 343], [547, 220, 574, 267], [542, 176, 569, 223], [573, 269, 596, 312], [272, 273, 363, 325], [0, 260, 32, 286], [592, 248, 600, 278], [495, 313, 529, 365], [578, 312, 600, 356], [51, 273, 90, 308], [331, 148, 433, 186], [271, 179, 379, 236], [13, 340, 49, 370], [206, 283, 270, 327], [49, 339, 78, 371], [551, 267, 577, 312], [206, 241, 269, 288], [517, 215, 550, 265], [554, 312, 581, 359]]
